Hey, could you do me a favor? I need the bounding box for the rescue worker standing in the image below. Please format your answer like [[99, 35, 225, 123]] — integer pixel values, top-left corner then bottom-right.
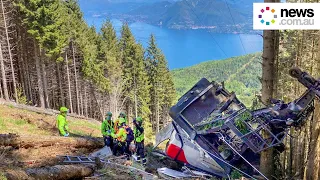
[[101, 112, 114, 149], [133, 116, 146, 166], [119, 112, 128, 124], [57, 107, 69, 137], [124, 121, 134, 160], [111, 117, 127, 156]]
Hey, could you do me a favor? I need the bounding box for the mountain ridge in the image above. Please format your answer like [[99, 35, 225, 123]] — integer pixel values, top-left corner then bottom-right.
[[80, 0, 263, 33]]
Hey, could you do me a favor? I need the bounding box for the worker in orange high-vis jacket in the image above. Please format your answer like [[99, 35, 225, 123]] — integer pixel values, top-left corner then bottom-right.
[[111, 117, 127, 156], [114, 112, 128, 132]]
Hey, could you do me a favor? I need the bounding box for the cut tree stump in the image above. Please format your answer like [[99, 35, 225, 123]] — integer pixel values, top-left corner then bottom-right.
[[0, 134, 103, 149], [5, 164, 95, 180]]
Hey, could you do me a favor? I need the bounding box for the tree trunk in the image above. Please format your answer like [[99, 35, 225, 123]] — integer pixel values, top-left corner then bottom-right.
[[65, 52, 73, 113], [1, 0, 17, 101], [260, 0, 279, 176], [90, 85, 104, 120], [287, 128, 293, 178], [156, 96, 160, 133], [0, 134, 103, 149], [17, 26, 27, 100], [0, 43, 9, 100], [5, 164, 95, 180], [84, 85, 88, 118], [80, 80, 84, 116], [41, 55, 49, 108], [0, 72, 2, 98], [72, 42, 80, 115], [35, 44, 45, 108], [24, 38, 33, 103], [56, 62, 64, 106]]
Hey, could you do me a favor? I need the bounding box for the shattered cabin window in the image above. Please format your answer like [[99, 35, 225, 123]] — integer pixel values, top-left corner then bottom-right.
[[181, 87, 228, 126]]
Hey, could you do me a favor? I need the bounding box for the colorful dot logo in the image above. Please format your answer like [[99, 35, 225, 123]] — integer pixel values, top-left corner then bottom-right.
[[259, 7, 277, 25]]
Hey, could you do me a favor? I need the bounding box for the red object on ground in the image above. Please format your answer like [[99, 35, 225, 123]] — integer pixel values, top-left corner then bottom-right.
[[166, 144, 188, 164]]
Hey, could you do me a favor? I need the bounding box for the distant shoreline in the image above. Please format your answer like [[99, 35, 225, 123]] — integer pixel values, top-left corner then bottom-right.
[[87, 15, 262, 35]]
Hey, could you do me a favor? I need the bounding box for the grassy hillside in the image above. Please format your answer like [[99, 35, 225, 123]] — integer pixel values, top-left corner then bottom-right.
[[171, 53, 262, 106], [0, 104, 176, 179], [0, 105, 101, 137]]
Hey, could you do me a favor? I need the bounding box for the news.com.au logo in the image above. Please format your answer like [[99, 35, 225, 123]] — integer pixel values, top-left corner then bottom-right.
[[253, 3, 320, 30], [258, 7, 277, 25]]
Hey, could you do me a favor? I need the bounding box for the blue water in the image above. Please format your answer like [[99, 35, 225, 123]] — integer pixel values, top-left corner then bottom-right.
[[85, 17, 263, 69]]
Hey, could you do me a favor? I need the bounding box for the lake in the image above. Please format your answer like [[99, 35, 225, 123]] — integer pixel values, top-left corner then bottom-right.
[[85, 17, 263, 70]]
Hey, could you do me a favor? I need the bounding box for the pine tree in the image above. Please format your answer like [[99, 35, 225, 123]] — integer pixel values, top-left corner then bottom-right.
[[134, 43, 152, 139], [119, 23, 137, 117], [100, 20, 122, 115], [145, 34, 175, 132]]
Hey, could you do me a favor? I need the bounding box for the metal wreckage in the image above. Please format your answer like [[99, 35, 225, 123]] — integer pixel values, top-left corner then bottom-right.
[[154, 67, 320, 179]]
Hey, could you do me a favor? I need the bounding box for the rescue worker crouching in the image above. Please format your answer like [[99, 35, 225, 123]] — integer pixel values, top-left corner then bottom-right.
[[111, 117, 127, 156], [57, 107, 69, 137], [133, 116, 146, 166], [101, 112, 114, 149]]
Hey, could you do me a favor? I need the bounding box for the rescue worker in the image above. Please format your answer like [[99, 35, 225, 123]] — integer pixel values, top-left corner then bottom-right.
[[133, 116, 146, 166], [101, 112, 114, 149], [114, 112, 128, 132], [124, 121, 134, 160], [111, 117, 127, 156], [57, 107, 69, 137], [119, 112, 128, 124]]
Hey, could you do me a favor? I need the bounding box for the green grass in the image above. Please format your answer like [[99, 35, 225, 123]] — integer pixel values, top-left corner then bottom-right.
[[0, 104, 101, 137], [69, 120, 100, 130], [0, 118, 6, 131], [13, 119, 27, 126], [0, 117, 51, 135], [0, 172, 7, 180], [71, 130, 88, 136]]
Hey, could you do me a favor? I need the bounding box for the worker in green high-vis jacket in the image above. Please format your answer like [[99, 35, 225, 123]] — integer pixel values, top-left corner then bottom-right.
[[133, 116, 146, 166], [101, 112, 114, 149], [57, 107, 69, 137]]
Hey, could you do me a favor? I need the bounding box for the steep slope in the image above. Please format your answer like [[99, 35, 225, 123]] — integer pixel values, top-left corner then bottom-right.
[[171, 53, 262, 106]]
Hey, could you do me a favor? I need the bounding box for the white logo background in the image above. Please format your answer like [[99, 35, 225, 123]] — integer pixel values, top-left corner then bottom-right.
[[253, 3, 320, 30]]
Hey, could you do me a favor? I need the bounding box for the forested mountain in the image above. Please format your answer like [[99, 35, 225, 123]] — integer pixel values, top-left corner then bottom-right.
[[0, 0, 175, 141], [80, 0, 262, 33], [129, 0, 260, 31], [171, 53, 262, 106]]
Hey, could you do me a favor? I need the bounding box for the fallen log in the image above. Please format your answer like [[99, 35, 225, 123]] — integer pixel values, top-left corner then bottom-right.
[[0, 134, 103, 149], [5, 164, 95, 180]]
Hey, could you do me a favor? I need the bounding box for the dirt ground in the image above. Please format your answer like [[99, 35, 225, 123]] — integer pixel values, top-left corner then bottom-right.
[[0, 104, 172, 180], [0, 104, 211, 180], [0, 104, 102, 177]]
